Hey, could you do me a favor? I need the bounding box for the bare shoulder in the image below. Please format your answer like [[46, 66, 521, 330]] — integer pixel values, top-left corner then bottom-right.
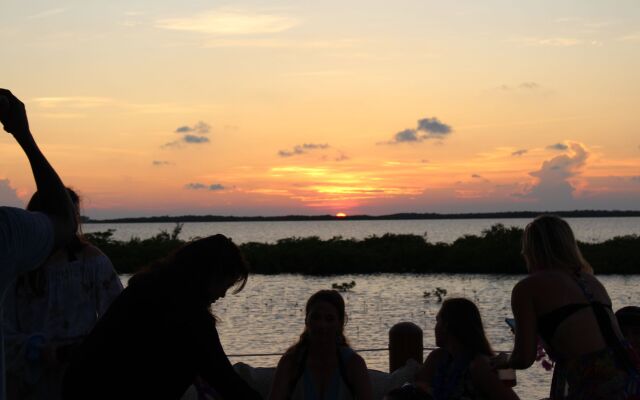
[[347, 350, 367, 370], [511, 276, 534, 298], [514, 271, 563, 294], [424, 348, 449, 366], [581, 273, 612, 303], [276, 351, 297, 371], [82, 244, 107, 258], [270, 351, 298, 400], [580, 271, 605, 287]]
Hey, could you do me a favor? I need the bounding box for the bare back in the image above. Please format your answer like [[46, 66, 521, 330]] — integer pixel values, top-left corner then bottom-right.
[[523, 270, 624, 359]]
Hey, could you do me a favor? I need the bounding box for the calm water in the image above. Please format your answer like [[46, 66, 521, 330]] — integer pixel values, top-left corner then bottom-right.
[[119, 273, 640, 400], [106, 218, 639, 398], [88, 217, 640, 243]]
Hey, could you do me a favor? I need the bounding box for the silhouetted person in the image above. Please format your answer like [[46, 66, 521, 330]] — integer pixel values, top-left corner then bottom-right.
[[616, 306, 640, 355], [0, 89, 76, 400], [415, 298, 519, 400], [384, 384, 433, 400], [4, 188, 122, 400], [269, 290, 372, 400], [494, 215, 640, 399], [62, 235, 262, 400]]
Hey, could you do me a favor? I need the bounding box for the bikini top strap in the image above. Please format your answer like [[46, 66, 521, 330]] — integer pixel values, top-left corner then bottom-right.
[[288, 346, 309, 400], [572, 272, 636, 372], [573, 272, 597, 303]]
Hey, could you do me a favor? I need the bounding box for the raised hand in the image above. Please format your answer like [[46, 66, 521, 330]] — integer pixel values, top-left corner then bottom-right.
[[0, 89, 31, 139], [0, 88, 76, 249], [0, 94, 9, 111]]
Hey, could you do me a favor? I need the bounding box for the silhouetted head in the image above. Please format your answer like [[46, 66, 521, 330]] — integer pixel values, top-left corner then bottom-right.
[[19, 188, 87, 296], [522, 215, 592, 274], [304, 290, 348, 345], [287, 290, 349, 355], [28, 187, 81, 229], [129, 234, 248, 308], [616, 306, 640, 351], [435, 298, 493, 357]]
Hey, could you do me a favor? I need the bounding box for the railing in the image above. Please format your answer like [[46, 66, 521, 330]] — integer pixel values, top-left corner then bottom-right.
[[227, 347, 436, 358], [226, 322, 511, 373], [227, 346, 512, 358]]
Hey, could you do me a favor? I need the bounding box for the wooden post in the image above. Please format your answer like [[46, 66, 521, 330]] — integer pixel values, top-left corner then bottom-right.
[[389, 322, 423, 372]]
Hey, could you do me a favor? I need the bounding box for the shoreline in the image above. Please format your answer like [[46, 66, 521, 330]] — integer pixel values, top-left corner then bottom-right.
[[86, 224, 640, 275], [84, 210, 640, 224]]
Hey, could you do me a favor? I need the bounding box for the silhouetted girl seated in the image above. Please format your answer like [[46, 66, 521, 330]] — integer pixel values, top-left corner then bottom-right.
[[415, 298, 519, 400], [269, 290, 373, 400], [62, 235, 262, 400], [616, 306, 640, 354]]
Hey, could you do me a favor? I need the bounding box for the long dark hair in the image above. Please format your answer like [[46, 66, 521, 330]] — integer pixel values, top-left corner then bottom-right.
[[128, 234, 249, 314], [283, 290, 353, 397], [286, 290, 350, 357], [522, 215, 592, 274], [439, 298, 493, 357], [17, 188, 87, 296]]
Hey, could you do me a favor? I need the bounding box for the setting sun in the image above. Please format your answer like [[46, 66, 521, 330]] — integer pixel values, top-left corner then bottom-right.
[[335, 212, 347, 218], [1, 1, 639, 219]]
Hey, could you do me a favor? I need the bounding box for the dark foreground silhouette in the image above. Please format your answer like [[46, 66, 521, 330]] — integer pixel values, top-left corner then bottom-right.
[[62, 235, 261, 400]]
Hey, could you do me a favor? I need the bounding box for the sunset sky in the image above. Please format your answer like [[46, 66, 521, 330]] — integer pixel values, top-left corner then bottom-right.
[[1, 0, 639, 218]]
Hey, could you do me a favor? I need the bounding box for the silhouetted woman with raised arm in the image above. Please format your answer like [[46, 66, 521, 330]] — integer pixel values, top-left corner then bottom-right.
[[495, 215, 640, 399], [269, 290, 372, 400], [1, 89, 76, 400], [62, 235, 262, 400], [4, 188, 122, 400]]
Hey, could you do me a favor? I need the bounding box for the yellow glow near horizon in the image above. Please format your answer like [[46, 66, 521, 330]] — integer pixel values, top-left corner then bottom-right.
[[1, 2, 639, 217]]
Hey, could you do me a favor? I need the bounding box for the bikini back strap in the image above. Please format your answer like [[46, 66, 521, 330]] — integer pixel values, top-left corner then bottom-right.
[[573, 273, 636, 373]]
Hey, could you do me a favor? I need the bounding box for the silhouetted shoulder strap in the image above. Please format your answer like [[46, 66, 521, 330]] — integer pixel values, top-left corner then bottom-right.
[[336, 346, 356, 398], [288, 346, 308, 399], [573, 273, 636, 373]]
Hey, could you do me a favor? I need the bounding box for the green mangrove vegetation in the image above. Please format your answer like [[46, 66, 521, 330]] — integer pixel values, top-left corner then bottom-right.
[[332, 280, 357, 292], [84, 224, 640, 275], [423, 287, 448, 303]]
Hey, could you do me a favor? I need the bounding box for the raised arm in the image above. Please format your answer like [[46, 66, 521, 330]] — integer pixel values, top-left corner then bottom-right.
[[0, 89, 76, 249]]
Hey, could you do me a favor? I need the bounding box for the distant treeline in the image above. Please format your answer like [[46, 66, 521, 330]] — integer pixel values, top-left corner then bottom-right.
[[85, 224, 640, 275], [84, 210, 640, 224]]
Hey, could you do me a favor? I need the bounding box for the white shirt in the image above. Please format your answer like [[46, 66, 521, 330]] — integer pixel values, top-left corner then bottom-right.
[[3, 248, 122, 400], [0, 207, 54, 400]]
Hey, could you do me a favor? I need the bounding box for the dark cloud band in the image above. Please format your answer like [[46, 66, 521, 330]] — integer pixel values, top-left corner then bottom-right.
[[278, 143, 329, 157], [386, 116, 453, 144]]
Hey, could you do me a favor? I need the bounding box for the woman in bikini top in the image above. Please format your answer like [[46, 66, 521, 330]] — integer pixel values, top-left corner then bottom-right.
[[495, 215, 637, 400]]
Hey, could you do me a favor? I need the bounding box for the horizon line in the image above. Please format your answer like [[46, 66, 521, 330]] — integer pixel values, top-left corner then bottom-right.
[[84, 209, 640, 223]]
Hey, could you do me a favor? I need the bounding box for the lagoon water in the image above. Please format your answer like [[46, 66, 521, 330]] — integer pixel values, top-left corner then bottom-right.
[[116, 273, 640, 400], [218, 274, 640, 400], [87, 216, 640, 243], [108, 218, 640, 399]]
